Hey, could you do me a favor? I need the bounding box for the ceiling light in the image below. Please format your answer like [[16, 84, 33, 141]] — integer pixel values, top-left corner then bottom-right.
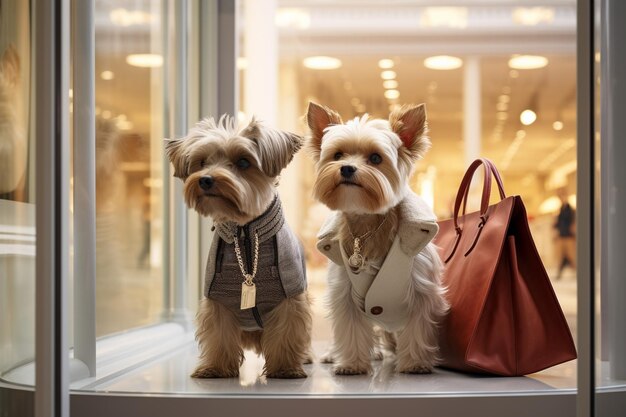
[[383, 80, 398, 89], [116, 120, 134, 131], [424, 55, 463, 70], [520, 109, 537, 125], [502, 86, 511, 94], [275, 8, 310, 29], [420, 7, 468, 29], [100, 70, 115, 80], [508, 55, 548, 70], [303, 56, 342, 70], [384, 89, 400, 100], [69, 88, 73, 98], [496, 112, 508, 121], [496, 102, 508, 112], [516, 130, 526, 139], [380, 70, 397, 80], [512, 7, 555, 26], [355, 104, 366, 113], [101, 110, 112, 119], [553, 121, 564, 131], [350, 97, 360, 106], [499, 94, 510, 104], [126, 54, 163, 68], [378, 59, 395, 69]]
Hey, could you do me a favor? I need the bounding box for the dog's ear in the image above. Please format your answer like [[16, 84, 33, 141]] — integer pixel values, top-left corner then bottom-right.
[[389, 103, 430, 160], [0, 44, 20, 87], [306, 102, 342, 161], [241, 117, 302, 178], [164, 138, 189, 179]]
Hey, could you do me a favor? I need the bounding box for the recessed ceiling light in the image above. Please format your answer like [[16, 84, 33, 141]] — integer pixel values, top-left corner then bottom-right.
[[303, 56, 342, 70], [496, 102, 508, 112], [126, 54, 163, 68], [496, 112, 508, 121], [350, 97, 360, 106], [383, 80, 398, 89], [553, 120, 564, 131], [508, 55, 548, 70], [498, 94, 510, 104], [384, 89, 400, 100], [520, 109, 537, 125], [424, 55, 463, 70], [100, 70, 115, 80], [378, 59, 395, 69], [116, 120, 134, 131], [380, 70, 397, 80]]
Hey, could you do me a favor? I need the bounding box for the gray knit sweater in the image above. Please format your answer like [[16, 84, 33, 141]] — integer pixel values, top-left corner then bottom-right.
[[204, 196, 307, 331]]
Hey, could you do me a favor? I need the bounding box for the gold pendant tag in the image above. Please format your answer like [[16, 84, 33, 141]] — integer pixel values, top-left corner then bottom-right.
[[240, 281, 256, 310]]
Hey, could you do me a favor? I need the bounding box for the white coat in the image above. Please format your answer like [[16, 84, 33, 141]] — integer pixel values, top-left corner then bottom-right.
[[316, 191, 439, 331]]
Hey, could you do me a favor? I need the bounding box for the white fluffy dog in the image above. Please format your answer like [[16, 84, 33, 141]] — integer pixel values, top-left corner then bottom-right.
[[307, 102, 448, 375]]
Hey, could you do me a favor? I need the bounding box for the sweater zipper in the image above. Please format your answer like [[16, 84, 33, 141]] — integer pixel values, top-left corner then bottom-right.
[[242, 225, 264, 328]]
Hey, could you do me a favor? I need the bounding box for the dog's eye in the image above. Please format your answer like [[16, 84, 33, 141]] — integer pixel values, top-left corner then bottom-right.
[[369, 153, 383, 165], [333, 152, 343, 161], [200, 160, 207, 168], [236, 158, 251, 169]]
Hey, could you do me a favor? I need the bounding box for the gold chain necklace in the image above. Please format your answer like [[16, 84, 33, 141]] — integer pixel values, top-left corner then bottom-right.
[[346, 215, 387, 269], [233, 232, 259, 309]]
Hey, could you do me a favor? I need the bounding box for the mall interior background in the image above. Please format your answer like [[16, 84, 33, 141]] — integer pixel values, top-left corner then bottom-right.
[[0, 0, 579, 389], [86, 0, 578, 338]]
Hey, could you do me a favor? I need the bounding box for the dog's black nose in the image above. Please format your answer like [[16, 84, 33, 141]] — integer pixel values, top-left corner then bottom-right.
[[340, 165, 357, 178], [199, 176, 215, 190]]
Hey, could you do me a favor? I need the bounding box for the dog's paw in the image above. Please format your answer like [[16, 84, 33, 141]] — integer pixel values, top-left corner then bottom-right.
[[398, 364, 433, 374], [266, 368, 307, 379], [191, 367, 239, 378], [333, 364, 370, 376], [303, 354, 314, 365], [320, 353, 335, 364]]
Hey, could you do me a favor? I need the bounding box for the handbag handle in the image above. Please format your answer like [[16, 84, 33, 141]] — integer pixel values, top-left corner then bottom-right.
[[444, 159, 506, 263], [459, 158, 506, 217], [453, 158, 506, 231]]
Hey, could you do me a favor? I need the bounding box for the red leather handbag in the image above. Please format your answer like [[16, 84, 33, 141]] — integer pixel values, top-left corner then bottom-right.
[[435, 158, 577, 376]]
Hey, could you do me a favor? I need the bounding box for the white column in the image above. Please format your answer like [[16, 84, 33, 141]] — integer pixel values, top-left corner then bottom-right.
[[243, 0, 277, 124], [463, 57, 481, 166], [277, 63, 303, 231]]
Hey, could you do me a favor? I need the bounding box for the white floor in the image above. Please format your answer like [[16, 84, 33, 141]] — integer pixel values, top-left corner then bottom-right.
[[77, 341, 578, 396]]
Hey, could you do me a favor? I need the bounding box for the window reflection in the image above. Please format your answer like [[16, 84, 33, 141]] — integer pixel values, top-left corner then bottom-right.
[[94, 0, 164, 336]]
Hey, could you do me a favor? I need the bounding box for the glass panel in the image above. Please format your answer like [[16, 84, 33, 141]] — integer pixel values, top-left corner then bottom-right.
[[238, 0, 577, 391], [94, 0, 165, 336], [596, 0, 626, 411], [0, 0, 35, 377]]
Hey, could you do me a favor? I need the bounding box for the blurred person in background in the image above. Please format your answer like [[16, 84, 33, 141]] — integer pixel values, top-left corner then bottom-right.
[[554, 188, 576, 280]]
